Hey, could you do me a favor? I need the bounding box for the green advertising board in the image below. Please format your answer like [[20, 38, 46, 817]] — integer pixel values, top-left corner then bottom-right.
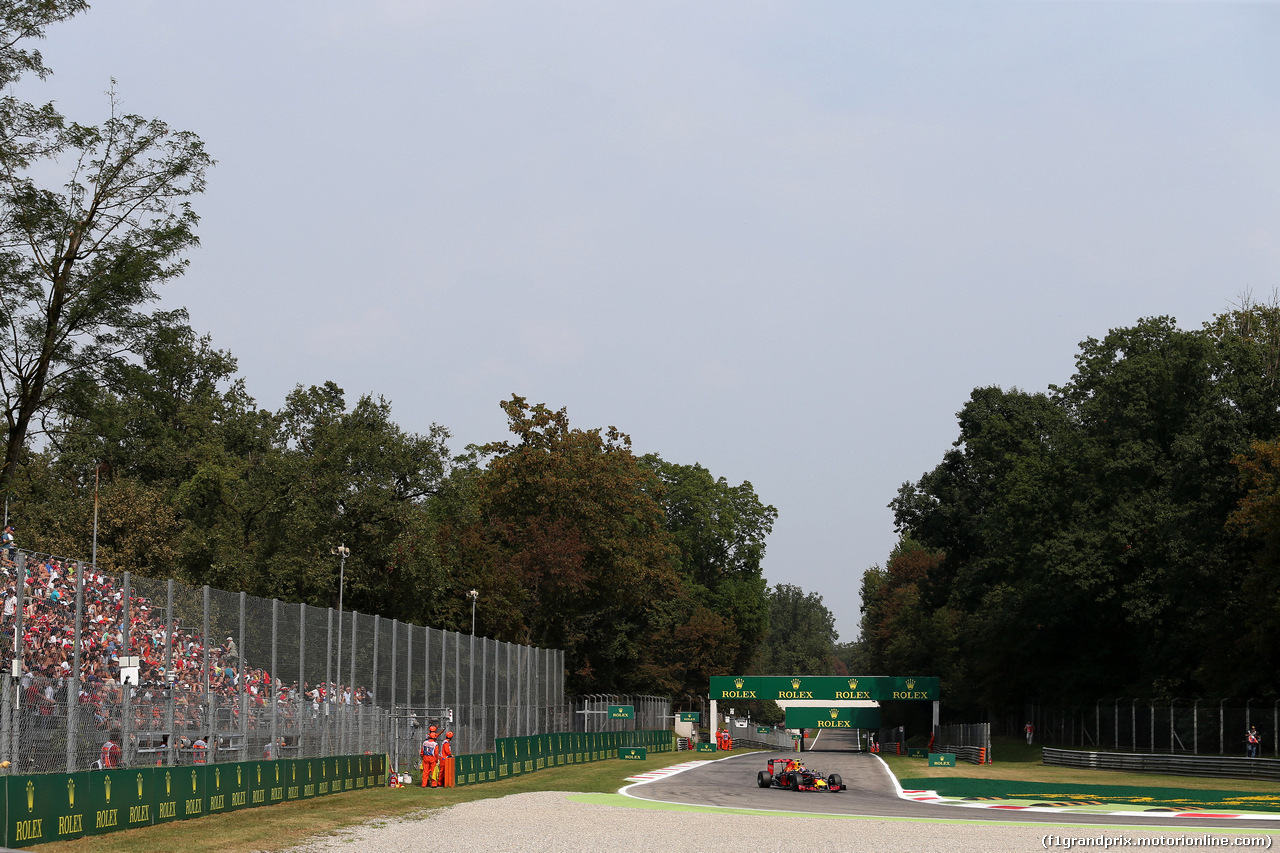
[[676, 712, 700, 723], [608, 705, 634, 719], [757, 727, 770, 733], [908, 748, 929, 758], [695, 742, 717, 753], [784, 706, 882, 729], [6, 771, 91, 845], [710, 675, 939, 702], [619, 748, 647, 760], [928, 753, 956, 767]]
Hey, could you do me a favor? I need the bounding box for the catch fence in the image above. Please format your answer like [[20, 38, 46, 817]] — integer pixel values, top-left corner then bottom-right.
[[1020, 700, 1280, 756], [0, 551, 572, 774]]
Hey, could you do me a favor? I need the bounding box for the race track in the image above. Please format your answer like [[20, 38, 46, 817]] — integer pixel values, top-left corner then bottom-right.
[[623, 730, 1280, 830]]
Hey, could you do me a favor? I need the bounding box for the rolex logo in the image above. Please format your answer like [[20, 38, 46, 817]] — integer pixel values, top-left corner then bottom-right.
[[791, 678, 801, 690], [237, 767, 242, 786], [68, 778, 75, 808], [733, 677, 744, 689], [216, 768, 221, 790], [848, 679, 858, 690], [257, 766, 262, 785], [191, 770, 197, 793], [166, 771, 172, 796], [26, 780, 34, 812], [137, 774, 144, 800], [905, 678, 916, 690], [829, 709, 839, 719], [104, 775, 112, 803]]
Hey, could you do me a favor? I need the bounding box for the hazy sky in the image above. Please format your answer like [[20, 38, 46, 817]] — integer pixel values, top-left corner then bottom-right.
[[25, 1, 1280, 640]]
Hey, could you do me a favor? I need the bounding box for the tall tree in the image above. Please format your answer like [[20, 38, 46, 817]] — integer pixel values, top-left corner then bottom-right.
[[643, 455, 775, 674], [0, 6, 212, 490], [752, 583, 838, 676], [473, 396, 680, 692]]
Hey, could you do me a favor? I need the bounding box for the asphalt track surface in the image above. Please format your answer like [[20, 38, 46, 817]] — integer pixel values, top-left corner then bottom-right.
[[625, 729, 1280, 830]]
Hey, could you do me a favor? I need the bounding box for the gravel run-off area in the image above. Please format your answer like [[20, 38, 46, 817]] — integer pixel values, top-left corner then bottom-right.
[[290, 790, 1278, 853]]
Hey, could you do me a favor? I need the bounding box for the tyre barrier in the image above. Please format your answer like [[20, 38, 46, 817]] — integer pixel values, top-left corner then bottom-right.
[[2, 753, 386, 849], [453, 730, 674, 787]]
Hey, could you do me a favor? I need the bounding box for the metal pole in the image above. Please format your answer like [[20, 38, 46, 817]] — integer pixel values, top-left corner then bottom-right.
[[348, 610, 358, 753], [12, 552, 24, 769], [469, 631, 475, 752], [270, 598, 278, 762], [298, 603, 306, 757], [66, 561, 84, 772], [505, 643, 513, 739], [122, 572, 133, 765], [239, 591, 247, 761], [164, 580, 174, 766], [203, 585, 213, 761], [389, 620, 398, 765], [325, 606, 333, 755], [331, 545, 348, 750], [370, 614, 379, 755]]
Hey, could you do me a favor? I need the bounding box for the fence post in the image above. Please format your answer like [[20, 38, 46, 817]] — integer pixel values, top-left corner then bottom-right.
[[370, 613, 379, 755], [349, 610, 358, 754], [325, 606, 334, 755], [239, 590, 247, 761], [203, 584, 213, 760], [506, 642, 514, 738], [66, 561, 84, 773], [424, 625, 430, 720], [270, 598, 278, 763], [165, 580, 175, 766], [122, 571, 133, 765], [298, 603, 306, 758]]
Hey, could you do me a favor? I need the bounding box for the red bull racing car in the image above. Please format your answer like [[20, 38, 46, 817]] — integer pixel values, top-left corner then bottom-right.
[[756, 757, 844, 792]]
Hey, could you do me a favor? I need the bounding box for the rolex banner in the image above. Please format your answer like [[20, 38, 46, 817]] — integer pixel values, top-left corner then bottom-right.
[[0, 754, 384, 848], [710, 675, 939, 702], [785, 707, 882, 729]]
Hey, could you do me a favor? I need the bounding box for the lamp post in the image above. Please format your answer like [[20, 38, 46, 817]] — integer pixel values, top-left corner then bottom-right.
[[332, 544, 350, 709], [468, 589, 478, 636]]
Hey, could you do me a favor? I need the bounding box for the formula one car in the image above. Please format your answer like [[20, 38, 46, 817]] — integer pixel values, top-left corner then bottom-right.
[[756, 757, 844, 792]]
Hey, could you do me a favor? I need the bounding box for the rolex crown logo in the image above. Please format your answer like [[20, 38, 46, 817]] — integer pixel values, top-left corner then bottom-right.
[[733, 677, 744, 689], [848, 678, 858, 690], [829, 708, 839, 719], [68, 778, 75, 807], [166, 771, 171, 796], [791, 678, 801, 690], [237, 767, 242, 786], [905, 678, 916, 690], [104, 775, 111, 803], [137, 773, 144, 799], [26, 780, 34, 812], [216, 768, 221, 790], [191, 770, 197, 792]]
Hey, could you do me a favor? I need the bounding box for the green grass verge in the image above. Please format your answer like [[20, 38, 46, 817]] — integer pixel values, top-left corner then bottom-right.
[[885, 736, 1280, 797], [35, 749, 715, 853]]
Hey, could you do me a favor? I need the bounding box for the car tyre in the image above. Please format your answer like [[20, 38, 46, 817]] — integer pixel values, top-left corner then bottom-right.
[[789, 772, 801, 791], [828, 773, 843, 791], [757, 770, 772, 788]]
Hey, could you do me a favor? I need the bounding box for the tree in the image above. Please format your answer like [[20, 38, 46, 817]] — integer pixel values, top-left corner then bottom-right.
[[752, 583, 838, 676], [473, 396, 680, 692], [0, 7, 212, 491], [643, 455, 775, 674]]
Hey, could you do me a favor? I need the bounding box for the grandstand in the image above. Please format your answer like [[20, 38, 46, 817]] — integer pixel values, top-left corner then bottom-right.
[[0, 549, 591, 775]]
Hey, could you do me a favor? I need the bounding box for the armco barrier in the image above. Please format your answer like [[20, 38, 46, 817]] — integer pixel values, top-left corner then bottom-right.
[[454, 730, 673, 786], [0, 753, 386, 848], [1042, 748, 1280, 782]]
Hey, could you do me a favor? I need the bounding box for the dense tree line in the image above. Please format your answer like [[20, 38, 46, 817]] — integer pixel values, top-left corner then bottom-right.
[[858, 302, 1280, 711]]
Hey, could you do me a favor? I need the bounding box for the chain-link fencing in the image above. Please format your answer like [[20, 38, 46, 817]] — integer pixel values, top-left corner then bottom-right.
[[1019, 700, 1280, 756], [0, 551, 573, 774]]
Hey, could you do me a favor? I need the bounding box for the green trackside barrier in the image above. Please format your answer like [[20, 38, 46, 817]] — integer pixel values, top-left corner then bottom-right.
[[0, 754, 382, 849], [455, 731, 673, 788]]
